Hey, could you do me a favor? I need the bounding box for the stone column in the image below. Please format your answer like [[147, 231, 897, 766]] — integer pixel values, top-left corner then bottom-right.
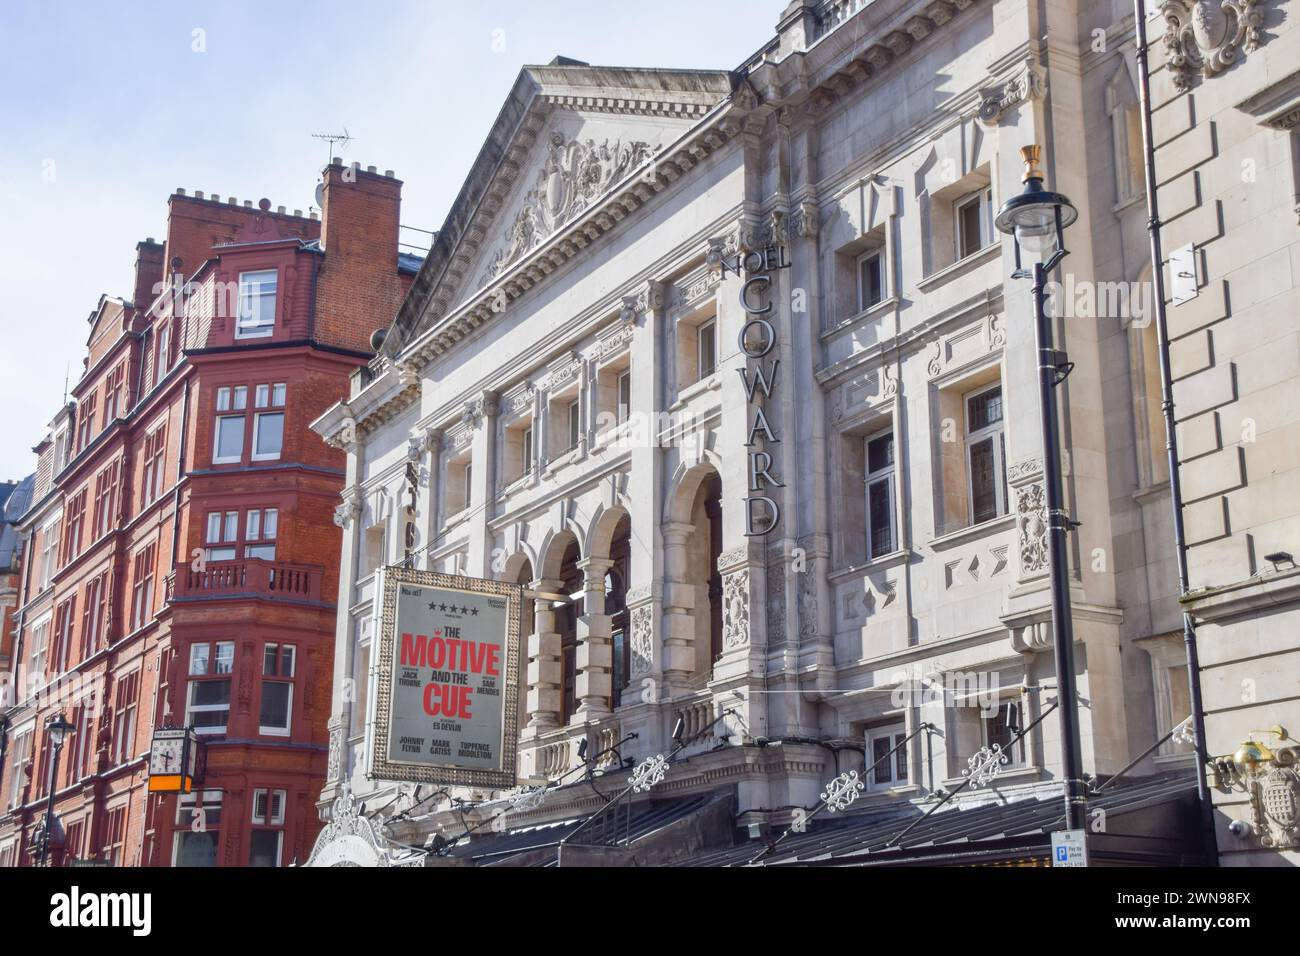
[[524, 577, 564, 731], [467, 392, 498, 576], [574, 556, 613, 720], [422, 427, 443, 564], [660, 522, 697, 691]]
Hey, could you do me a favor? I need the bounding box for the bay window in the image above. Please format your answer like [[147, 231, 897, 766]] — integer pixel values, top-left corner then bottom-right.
[[259, 643, 295, 736]]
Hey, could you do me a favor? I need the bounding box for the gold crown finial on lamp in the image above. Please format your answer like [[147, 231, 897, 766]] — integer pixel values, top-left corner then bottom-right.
[[1020, 145, 1044, 183]]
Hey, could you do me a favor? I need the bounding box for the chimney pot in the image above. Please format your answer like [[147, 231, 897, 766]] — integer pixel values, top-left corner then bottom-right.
[[331, 156, 341, 166], [367, 165, 377, 174], [177, 188, 186, 196], [228, 196, 238, 205], [293, 209, 303, 217], [276, 205, 286, 214], [195, 191, 204, 199], [385, 170, 395, 178], [309, 212, 319, 220], [243, 200, 252, 207]]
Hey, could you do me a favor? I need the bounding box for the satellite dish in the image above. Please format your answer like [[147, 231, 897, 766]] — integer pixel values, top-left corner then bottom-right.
[[315, 182, 325, 208]]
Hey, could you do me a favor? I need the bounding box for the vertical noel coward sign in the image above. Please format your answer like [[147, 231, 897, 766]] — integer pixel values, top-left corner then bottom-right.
[[369, 568, 521, 789]]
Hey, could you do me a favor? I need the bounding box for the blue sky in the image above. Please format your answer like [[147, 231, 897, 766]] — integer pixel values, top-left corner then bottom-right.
[[0, 0, 776, 480]]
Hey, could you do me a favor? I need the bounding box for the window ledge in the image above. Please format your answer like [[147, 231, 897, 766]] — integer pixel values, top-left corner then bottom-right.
[[916, 242, 1001, 294], [928, 513, 1016, 552], [670, 372, 721, 411], [1112, 192, 1146, 215], [828, 548, 913, 584], [821, 296, 900, 341]]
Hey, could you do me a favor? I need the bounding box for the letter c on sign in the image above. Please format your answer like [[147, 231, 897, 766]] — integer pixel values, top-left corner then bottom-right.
[[741, 275, 772, 315]]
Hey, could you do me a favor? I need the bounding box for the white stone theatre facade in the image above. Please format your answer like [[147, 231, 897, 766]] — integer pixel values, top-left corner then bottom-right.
[[306, 0, 1219, 866]]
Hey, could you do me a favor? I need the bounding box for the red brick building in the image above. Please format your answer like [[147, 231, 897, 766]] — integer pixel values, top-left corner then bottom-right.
[[0, 160, 417, 866]]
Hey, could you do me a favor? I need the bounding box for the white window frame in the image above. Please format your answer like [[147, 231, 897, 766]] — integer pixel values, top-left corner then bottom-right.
[[955, 187, 994, 260], [251, 411, 285, 461], [864, 428, 896, 559], [185, 677, 232, 735], [697, 319, 717, 380], [856, 249, 885, 312], [251, 788, 286, 825], [521, 426, 534, 476], [248, 828, 283, 867], [865, 724, 908, 791], [964, 382, 1007, 525], [213, 415, 245, 464], [236, 270, 278, 339]]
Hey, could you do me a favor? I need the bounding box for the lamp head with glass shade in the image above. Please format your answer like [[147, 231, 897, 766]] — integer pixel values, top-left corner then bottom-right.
[[45, 712, 74, 748], [995, 145, 1078, 275]]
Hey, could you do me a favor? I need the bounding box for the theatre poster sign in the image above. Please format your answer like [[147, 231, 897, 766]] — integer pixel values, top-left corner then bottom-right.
[[367, 567, 522, 789]]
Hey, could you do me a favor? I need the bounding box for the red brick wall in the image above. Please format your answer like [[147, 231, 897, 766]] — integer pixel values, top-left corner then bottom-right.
[[163, 193, 319, 282], [316, 161, 406, 353]]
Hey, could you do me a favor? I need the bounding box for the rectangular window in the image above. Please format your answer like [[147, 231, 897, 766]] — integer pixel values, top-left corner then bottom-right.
[[205, 510, 239, 561], [617, 370, 631, 424], [260, 643, 295, 736], [80, 572, 107, 658], [966, 384, 1007, 524], [463, 462, 473, 509], [111, 669, 140, 765], [245, 507, 278, 561], [251, 788, 286, 825], [27, 617, 51, 693], [7, 731, 31, 808], [214, 415, 245, 464], [187, 641, 235, 733], [252, 412, 284, 460], [248, 829, 282, 867], [521, 427, 534, 476], [39, 517, 60, 589], [566, 400, 581, 451], [92, 460, 119, 540], [236, 270, 278, 338], [103, 806, 127, 867], [173, 792, 221, 866], [103, 364, 125, 426], [52, 596, 77, 674], [865, 430, 896, 559], [77, 394, 97, 452], [62, 490, 87, 565], [130, 543, 157, 631], [984, 701, 1025, 766], [697, 319, 717, 379], [155, 323, 171, 383], [867, 725, 908, 790], [857, 250, 885, 311], [141, 424, 167, 503], [956, 187, 994, 260]]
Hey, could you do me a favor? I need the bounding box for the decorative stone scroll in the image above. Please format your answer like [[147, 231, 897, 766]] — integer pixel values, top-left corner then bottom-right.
[[977, 56, 1048, 126], [1160, 0, 1264, 92]]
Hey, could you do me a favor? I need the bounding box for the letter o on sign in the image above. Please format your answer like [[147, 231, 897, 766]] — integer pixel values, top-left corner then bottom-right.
[[738, 318, 776, 358]]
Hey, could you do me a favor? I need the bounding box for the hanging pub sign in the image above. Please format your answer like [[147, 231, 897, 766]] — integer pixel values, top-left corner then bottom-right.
[[146, 726, 202, 793], [368, 566, 522, 789], [721, 242, 789, 537]]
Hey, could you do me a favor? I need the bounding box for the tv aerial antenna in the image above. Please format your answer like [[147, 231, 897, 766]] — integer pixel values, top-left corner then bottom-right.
[[311, 128, 353, 210]]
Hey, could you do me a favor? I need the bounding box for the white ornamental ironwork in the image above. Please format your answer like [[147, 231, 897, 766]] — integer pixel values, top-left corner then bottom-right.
[[629, 754, 669, 793], [820, 770, 866, 812], [510, 787, 547, 813], [963, 744, 1010, 788]]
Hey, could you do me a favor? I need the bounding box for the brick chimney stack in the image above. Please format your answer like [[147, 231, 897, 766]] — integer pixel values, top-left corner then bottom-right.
[[132, 238, 166, 312], [316, 159, 405, 353]]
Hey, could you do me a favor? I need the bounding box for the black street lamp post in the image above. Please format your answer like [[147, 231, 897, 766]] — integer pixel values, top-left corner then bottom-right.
[[995, 145, 1087, 831], [37, 712, 74, 866]]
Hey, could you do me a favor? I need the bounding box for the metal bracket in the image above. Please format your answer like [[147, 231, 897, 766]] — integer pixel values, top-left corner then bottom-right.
[[1045, 349, 1074, 385]]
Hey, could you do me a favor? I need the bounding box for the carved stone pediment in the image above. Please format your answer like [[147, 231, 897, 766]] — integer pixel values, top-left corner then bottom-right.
[[478, 132, 654, 288]]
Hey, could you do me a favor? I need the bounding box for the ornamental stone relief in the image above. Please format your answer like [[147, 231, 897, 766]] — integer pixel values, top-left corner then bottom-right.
[[333, 492, 362, 529], [481, 132, 654, 285], [722, 568, 750, 649], [798, 558, 818, 639], [1160, 0, 1264, 92], [977, 56, 1048, 126], [1016, 481, 1049, 574], [768, 564, 787, 643], [629, 603, 654, 676]]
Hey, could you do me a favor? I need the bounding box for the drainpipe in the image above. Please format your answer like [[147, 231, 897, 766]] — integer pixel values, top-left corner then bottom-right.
[[1133, 0, 1218, 865]]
